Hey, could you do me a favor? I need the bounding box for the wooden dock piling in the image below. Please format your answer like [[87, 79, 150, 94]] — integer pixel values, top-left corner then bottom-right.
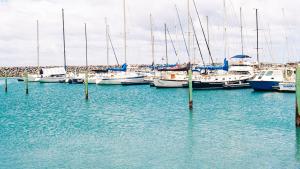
[[84, 23, 88, 100], [188, 69, 193, 109], [296, 66, 300, 127], [25, 71, 29, 95], [4, 71, 8, 92]]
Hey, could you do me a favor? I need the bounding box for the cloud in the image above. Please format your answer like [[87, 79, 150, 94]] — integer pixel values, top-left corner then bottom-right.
[[0, 0, 299, 66]]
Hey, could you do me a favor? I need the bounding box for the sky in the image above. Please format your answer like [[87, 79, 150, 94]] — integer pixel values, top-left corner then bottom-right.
[[0, 0, 299, 67]]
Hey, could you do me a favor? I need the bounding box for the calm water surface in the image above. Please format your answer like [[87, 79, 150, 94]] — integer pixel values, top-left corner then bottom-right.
[[0, 79, 299, 169]]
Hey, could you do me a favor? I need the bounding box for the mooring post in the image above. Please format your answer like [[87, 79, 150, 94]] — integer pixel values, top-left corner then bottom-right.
[[4, 71, 8, 92], [296, 66, 300, 127], [85, 71, 88, 100], [188, 69, 193, 109], [25, 71, 29, 95]]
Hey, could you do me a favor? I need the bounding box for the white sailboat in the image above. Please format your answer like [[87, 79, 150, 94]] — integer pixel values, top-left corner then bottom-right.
[[40, 9, 67, 83], [97, 0, 147, 85]]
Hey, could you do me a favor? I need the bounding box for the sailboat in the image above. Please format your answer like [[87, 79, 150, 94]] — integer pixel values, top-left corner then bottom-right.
[[97, 0, 146, 85], [39, 9, 67, 83], [152, 22, 189, 88]]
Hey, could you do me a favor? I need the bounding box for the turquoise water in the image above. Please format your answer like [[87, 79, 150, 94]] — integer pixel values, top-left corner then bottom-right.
[[0, 79, 299, 169]]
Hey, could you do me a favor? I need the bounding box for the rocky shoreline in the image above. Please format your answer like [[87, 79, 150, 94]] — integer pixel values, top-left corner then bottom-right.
[[0, 65, 151, 77]]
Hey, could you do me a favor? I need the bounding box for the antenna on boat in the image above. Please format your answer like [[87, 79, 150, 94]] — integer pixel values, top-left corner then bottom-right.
[[175, 5, 190, 63], [240, 7, 244, 56], [62, 8, 67, 71], [255, 9, 260, 68], [36, 20, 40, 71], [189, 15, 206, 67], [150, 14, 155, 66], [192, 0, 214, 65], [164, 23, 168, 65]]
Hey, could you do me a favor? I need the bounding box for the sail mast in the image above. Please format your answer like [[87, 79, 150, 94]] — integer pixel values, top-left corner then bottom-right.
[[105, 18, 109, 66], [223, 0, 227, 59], [164, 23, 168, 65], [123, 0, 127, 64], [192, 0, 214, 65], [206, 16, 209, 49], [240, 7, 244, 56], [150, 14, 154, 65], [256, 9, 260, 67], [187, 0, 191, 55], [62, 8, 67, 71], [175, 5, 190, 62], [36, 20, 40, 70]]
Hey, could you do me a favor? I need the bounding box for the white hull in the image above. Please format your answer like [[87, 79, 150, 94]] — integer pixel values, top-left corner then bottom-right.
[[97, 76, 145, 85], [39, 77, 66, 83], [277, 82, 295, 92], [153, 79, 188, 88]]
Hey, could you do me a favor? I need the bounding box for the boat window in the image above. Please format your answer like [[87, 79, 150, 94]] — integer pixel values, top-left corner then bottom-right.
[[258, 71, 265, 79], [265, 71, 273, 76]]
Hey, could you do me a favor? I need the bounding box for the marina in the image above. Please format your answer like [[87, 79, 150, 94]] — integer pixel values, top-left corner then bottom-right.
[[1, 0, 300, 168]]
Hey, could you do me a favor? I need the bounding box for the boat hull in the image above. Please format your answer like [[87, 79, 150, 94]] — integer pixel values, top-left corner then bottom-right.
[[192, 81, 224, 90], [98, 76, 145, 85], [39, 77, 66, 83], [153, 79, 188, 88], [276, 82, 295, 92], [249, 80, 280, 91]]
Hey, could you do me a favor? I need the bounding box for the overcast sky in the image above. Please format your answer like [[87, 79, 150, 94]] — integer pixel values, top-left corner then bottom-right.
[[0, 0, 299, 66]]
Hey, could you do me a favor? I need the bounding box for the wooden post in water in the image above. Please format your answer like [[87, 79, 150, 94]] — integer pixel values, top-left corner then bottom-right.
[[296, 66, 300, 127], [4, 71, 8, 92], [188, 69, 193, 109], [25, 71, 29, 95], [84, 23, 88, 100]]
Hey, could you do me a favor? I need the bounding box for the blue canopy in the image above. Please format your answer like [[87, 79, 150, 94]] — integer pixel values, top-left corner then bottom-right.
[[231, 55, 251, 59], [107, 63, 127, 72], [193, 58, 229, 72]]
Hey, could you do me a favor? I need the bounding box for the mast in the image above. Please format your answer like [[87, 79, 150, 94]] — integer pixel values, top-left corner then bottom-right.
[[192, 0, 214, 65], [187, 0, 191, 55], [167, 27, 179, 60], [123, 0, 127, 64], [190, 15, 206, 67], [150, 14, 154, 65], [175, 5, 190, 63], [223, 0, 228, 59], [62, 8, 67, 71], [206, 16, 210, 49], [36, 20, 40, 70], [164, 23, 168, 65], [240, 7, 244, 56], [256, 9, 260, 67], [105, 18, 109, 66]]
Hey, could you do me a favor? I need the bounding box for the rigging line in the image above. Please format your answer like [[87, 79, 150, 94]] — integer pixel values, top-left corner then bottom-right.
[[166, 27, 179, 61], [189, 15, 206, 67], [107, 31, 120, 66], [192, 0, 214, 65], [175, 5, 190, 63]]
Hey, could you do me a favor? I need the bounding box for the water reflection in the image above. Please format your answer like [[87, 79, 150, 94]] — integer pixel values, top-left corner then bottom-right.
[[185, 109, 194, 168], [296, 128, 300, 161]]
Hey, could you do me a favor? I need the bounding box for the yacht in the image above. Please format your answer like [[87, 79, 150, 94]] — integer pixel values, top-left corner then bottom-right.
[[39, 67, 66, 83], [249, 68, 294, 91], [192, 57, 254, 89]]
